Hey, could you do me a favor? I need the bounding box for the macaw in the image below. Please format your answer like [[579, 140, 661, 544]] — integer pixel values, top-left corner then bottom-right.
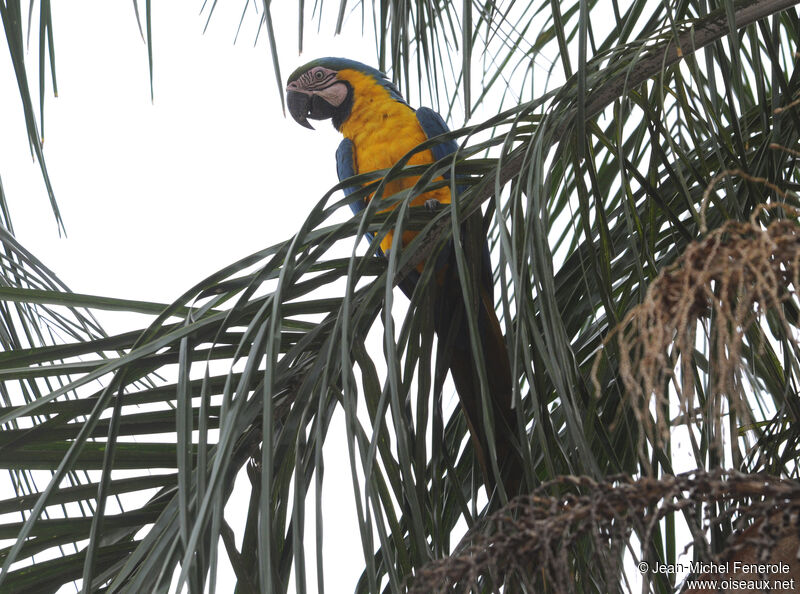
[[286, 58, 521, 495]]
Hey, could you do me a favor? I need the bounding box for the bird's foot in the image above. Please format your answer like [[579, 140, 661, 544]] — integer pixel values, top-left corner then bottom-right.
[[424, 199, 442, 211]]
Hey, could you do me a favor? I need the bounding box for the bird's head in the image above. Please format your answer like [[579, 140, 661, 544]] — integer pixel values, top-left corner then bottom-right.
[[286, 58, 405, 130]]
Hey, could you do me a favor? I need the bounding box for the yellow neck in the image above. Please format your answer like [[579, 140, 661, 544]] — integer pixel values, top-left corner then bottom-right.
[[336, 70, 413, 143], [333, 68, 451, 259]]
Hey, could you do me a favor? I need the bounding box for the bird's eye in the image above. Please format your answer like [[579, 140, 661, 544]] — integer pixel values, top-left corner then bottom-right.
[[314, 70, 324, 79]]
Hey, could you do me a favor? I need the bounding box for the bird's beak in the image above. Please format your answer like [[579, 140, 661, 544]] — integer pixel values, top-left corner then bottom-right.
[[287, 90, 314, 129]]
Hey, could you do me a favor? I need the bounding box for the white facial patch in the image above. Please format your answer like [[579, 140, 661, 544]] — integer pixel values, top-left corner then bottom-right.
[[315, 82, 349, 107]]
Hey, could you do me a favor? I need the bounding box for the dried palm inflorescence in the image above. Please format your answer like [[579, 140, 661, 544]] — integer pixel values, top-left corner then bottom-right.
[[409, 470, 800, 593], [592, 190, 800, 457]]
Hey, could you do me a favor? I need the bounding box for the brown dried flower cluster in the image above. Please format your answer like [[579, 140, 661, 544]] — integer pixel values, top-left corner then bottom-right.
[[409, 470, 800, 593], [592, 202, 800, 453]]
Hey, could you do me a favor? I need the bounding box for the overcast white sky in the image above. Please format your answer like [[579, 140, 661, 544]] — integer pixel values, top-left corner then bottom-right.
[[0, 2, 384, 591], [1, 2, 369, 311]]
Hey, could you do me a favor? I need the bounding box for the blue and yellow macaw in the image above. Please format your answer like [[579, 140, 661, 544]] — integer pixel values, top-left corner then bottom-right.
[[286, 58, 521, 494]]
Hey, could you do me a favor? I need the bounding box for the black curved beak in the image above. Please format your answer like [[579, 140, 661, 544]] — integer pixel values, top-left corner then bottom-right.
[[287, 90, 314, 129]]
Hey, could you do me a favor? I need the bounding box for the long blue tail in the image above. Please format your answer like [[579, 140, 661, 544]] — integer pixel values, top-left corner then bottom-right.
[[431, 228, 522, 496]]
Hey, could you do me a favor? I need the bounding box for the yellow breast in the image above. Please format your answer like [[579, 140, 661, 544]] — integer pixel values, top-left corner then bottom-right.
[[336, 69, 451, 256]]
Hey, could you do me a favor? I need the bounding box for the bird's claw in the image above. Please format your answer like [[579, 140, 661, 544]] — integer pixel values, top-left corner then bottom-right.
[[425, 199, 442, 211]]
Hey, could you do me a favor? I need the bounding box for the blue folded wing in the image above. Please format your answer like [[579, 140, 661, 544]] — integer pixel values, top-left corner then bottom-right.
[[415, 107, 459, 167], [336, 138, 365, 215], [416, 107, 468, 199]]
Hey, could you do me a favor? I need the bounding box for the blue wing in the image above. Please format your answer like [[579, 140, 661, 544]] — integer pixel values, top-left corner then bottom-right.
[[336, 138, 366, 215], [416, 107, 468, 198], [415, 107, 459, 165]]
